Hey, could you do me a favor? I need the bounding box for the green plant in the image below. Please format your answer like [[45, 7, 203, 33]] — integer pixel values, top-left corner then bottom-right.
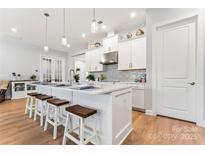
[[76, 68, 80, 72], [30, 74, 37, 80], [86, 74, 95, 81], [100, 74, 107, 81], [74, 74, 80, 83]]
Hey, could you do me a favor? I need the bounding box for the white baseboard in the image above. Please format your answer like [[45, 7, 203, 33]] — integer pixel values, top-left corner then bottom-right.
[[197, 120, 205, 128], [145, 110, 156, 116], [118, 128, 133, 145]]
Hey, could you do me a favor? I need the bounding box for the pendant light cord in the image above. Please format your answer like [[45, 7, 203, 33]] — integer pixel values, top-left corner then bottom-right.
[[93, 8, 96, 20], [63, 8, 65, 36], [45, 14, 48, 45]]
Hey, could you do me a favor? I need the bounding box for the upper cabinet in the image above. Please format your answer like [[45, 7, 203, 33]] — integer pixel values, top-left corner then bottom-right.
[[102, 35, 118, 53], [85, 48, 103, 72], [118, 37, 146, 70]]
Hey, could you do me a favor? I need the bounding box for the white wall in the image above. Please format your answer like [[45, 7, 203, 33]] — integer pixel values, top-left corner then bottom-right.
[[145, 9, 205, 114], [0, 38, 68, 81]]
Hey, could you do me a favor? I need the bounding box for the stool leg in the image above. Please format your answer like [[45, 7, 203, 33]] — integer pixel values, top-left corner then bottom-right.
[[25, 96, 29, 114], [79, 118, 84, 145], [53, 106, 58, 139], [62, 113, 69, 145], [44, 104, 49, 131], [40, 101, 44, 127], [29, 97, 33, 118], [34, 99, 38, 121]]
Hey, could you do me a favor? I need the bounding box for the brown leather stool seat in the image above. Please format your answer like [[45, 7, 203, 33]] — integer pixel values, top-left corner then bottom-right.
[[66, 104, 97, 118], [47, 98, 70, 106], [35, 94, 53, 100], [27, 92, 42, 97]]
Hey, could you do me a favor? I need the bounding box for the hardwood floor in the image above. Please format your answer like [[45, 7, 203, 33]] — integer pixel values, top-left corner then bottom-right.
[[1, 99, 205, 145]]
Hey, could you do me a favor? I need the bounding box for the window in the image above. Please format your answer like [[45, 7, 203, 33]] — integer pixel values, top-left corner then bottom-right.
[[40, 55, 65, 82]]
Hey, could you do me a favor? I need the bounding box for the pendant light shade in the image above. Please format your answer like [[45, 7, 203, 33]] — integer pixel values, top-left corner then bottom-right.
[[43, 13, 49, 52], [61, 8, 67, 46], [61, 36, 67, 46], [91, 8, 98, 33]]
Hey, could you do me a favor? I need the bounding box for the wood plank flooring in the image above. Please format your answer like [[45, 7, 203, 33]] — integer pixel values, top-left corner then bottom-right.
[[0, 99, 205, 145]]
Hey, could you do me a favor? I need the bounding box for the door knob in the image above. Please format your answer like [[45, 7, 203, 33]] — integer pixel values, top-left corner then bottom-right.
[[187, 82, 195, 85]]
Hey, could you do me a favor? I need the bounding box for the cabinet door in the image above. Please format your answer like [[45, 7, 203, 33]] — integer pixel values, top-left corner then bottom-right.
[[85, 51, 92, 72], [132, 88, 144, 109], [86, 49, 103, 72], [92, 48, 103, 72], [103, 36, 118, 53], [118, 41, 131, 70], [131, 37, 146, 69]]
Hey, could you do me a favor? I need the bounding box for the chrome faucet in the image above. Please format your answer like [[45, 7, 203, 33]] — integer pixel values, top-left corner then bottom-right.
[[69, 69, 75, 85]]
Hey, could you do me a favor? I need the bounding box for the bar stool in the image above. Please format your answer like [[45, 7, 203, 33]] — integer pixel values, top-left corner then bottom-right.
[[34, 94, 53, 126], [62, 104, 97, 145], [25, 92, 41, 118], [44, 98, 70, 139]]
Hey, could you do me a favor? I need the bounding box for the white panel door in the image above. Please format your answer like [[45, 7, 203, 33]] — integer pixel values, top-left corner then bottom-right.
[[157, 21, 196, 122], [131, 37, 146, 69], [118, 41, 131, 70]]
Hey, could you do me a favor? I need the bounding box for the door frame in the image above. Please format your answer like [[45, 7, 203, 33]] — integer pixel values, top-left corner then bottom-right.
[[151, 12, 204, 126]]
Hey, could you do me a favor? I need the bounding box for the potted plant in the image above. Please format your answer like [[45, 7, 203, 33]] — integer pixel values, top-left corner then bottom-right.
[[12, 72, 16, 81], [30, 74, 37, 80], [73, 68, 80, 83], [74, 74, 80, 83], [86, 74, 95, 81], [17, 74, 21, 80]]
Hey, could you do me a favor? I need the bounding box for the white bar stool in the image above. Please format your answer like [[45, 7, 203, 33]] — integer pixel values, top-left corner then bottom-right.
[[25, 92, 41, 118], [44, 98, 70, 139], [34, 94, 53, 126], [62, 104, 97, 145]]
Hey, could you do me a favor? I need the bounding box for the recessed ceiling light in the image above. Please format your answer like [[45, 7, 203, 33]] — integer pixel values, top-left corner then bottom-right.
[[130, 12, 136, 18], [11, 27, 17, 33], [81, 33, 86, 38], [102, 25, 107, 30]]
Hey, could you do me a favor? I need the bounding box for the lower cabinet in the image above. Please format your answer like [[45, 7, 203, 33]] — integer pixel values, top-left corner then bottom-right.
[[11, 81, 36, 99], [132, 88, 144, 109]]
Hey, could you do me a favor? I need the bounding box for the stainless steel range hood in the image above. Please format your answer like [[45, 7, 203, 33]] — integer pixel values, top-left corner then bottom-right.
[[100, 51, 118, 65]]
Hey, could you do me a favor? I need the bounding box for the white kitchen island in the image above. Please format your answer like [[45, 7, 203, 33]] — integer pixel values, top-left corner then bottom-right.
[[34, 83, 133, 145]]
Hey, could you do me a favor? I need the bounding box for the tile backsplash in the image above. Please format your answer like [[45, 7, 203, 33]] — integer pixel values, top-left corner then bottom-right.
[[90, 64, 146, 82]]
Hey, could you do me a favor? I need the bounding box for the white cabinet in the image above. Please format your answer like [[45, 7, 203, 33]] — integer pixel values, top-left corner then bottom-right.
[[131, 38, 146, 69], [132, 88, 144, 109], [11, 81, 36, 99], [118, 41, 131, 70], [85, 48, 103, 72], [118, 37, 146, 70], [103, 35, 118, 53], [85, 51, 92, 72]]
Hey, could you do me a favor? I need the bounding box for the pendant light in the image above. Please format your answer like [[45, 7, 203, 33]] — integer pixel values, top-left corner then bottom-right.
[[91, 8, 98, 33], [43, 13, 49, 52], [61, 8, 67, 46]]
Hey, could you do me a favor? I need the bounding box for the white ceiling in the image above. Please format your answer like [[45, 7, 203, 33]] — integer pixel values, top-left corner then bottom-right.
[[0, 8, 146, 52]]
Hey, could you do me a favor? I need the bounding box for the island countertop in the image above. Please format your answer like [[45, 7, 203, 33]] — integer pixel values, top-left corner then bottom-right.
[[31, 83, 132, 95]]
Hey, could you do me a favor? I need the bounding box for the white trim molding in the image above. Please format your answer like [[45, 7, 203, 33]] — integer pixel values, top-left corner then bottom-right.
[[145, 110, 156, 116], [151, 11, 204, 127]]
